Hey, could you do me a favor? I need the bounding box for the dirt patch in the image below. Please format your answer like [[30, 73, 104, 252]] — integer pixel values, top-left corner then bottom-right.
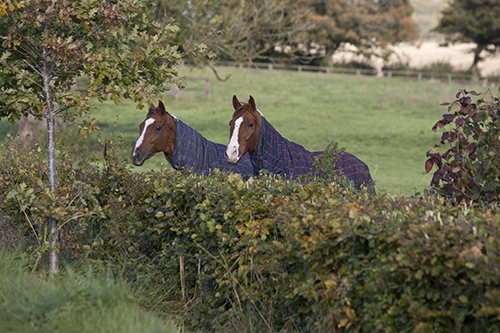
[[392, 42, 500, 77], [333, 42, 500, 78]]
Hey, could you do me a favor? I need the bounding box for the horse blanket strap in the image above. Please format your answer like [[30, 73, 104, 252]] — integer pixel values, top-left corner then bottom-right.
[[164, 120, 253, 176], [250, 117, 375, 193]]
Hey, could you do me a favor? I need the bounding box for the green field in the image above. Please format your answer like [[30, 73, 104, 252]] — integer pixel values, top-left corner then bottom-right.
[[0, 66, 488, 195]]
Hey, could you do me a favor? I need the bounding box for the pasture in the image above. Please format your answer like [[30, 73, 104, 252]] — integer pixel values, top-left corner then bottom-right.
[[0, 66, 487, 195], [1, 66, 499, 331]]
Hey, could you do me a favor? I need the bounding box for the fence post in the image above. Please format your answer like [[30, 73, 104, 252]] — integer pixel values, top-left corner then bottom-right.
[[447, 74, 452, 84], [205, 78, 210, 101], [170, 84, 180, 100], [268, 64, 273, 71]]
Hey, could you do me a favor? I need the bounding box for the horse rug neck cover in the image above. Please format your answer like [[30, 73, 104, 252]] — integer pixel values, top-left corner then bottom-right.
[[164, 119, 253, 176], [250, 117, 375, 193], [250, 117, 315, 178]]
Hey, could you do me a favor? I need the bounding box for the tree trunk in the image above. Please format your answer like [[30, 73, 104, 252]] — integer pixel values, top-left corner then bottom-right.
[[41, 0, 59, 275], [46, 112, 59, 274], [470, 46, 483, 82], [43, 64, 59, 274]]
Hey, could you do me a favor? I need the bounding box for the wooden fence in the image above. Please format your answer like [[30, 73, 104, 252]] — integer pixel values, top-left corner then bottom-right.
[[216, 61, 500, 87], [169, 77, 211, 101]]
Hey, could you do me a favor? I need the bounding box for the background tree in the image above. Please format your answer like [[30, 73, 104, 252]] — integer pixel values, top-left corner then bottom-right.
[[0, 0, 183, 274], [435, 0, 500, 77], [304, 0, 419, 64], [151, 0, 419, 68], [154, 0, 314, 68]]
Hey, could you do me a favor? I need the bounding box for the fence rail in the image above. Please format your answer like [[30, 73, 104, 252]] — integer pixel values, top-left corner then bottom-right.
[[169, 77, 211, 101], [216, 61, 500, 87]]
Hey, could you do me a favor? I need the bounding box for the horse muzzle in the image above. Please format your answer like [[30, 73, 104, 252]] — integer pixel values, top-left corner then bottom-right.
[[225, 149, 240, 165], [130, 149, 145, 166]]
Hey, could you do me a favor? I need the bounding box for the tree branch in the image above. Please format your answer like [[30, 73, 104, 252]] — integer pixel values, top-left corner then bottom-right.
[[207, 63, 231, 82], [6, 14, 44, 66], [54, 105, 74, 115]]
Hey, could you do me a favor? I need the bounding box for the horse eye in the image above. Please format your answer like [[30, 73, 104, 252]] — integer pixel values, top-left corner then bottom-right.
[[249, 123, 254, 128], [156, 126, 162, 131]]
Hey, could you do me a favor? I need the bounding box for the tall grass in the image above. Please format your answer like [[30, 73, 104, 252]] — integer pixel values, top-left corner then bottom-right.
[[0, 250, 179, 333], [0, 66, 488, 195]]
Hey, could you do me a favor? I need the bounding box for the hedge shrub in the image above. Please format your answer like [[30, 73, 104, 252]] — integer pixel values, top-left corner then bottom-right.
[[426, 88, 500, 203], [1, 138, 500, 332]]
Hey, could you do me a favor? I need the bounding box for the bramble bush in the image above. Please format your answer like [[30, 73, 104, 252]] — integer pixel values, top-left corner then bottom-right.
[[426, 88, 500, 203], [1, 137, 500, 332]]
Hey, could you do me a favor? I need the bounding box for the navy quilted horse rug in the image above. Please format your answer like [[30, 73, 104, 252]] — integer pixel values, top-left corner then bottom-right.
[[164, 119, 254, 176], [250, 117, 375, 194]]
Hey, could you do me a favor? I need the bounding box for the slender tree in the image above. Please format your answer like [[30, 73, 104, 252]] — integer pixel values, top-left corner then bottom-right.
[[435, 0, 500, 76], [0, 0, 183, 274]]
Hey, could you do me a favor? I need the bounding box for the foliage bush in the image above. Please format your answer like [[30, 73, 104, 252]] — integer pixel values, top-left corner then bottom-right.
[[426, 89, 500, 203], [1, 137, 500, 332]]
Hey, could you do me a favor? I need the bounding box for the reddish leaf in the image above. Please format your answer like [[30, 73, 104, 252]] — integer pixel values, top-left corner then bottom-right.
[[468, 143, 477, 154], [443, 113, 454, 122], [441, 132, 449, 144], [460, 97, 471, 106], [431, 173, 441, 185], [455, 117, 464, 126], [434, 120, 448, 130], [425, 158, 434, 173]]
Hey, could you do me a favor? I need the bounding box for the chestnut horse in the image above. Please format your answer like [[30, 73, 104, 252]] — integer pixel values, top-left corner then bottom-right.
[[131, 100, 253, 176], [225, 95, 375, 193]]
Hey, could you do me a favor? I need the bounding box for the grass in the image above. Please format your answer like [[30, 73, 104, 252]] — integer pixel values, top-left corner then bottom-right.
[[0, 66, 488, 195], [0, 250, 179, 333]]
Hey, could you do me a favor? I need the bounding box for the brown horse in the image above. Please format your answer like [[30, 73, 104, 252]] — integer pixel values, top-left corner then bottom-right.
[[225, 95, 375, 193], [131, 100, 253, 176]]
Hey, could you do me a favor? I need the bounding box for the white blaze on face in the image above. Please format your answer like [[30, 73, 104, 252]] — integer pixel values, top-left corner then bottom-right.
[[133, 118, 156, 155], [226, 116, 244, 163]]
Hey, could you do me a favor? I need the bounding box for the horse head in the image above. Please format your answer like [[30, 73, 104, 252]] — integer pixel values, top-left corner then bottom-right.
[[130, 100, 176, 166], [225, 95, 262, 165]]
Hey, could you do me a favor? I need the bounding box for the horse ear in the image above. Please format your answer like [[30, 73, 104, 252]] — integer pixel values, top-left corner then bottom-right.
[[232, 95, 241, 110], [248, 95, 256, 110], [157, 100, 167, 114]]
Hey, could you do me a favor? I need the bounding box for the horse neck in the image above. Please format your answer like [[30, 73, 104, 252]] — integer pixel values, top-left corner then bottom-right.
[[167, 120, 212, 171], [251, 117, 314, 177]]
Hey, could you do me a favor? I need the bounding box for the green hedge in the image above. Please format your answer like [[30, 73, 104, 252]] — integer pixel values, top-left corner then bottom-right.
[[1, 139, 500, 332]]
